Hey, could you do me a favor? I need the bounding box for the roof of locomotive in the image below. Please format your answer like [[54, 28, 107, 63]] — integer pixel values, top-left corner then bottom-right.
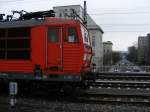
[[0, 17, 80, 28]]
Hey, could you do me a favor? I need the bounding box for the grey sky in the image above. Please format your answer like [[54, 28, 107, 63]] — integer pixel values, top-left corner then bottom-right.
[[1, 0, 150, 51]]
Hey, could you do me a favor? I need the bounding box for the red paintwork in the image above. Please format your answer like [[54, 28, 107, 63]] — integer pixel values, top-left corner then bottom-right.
[[0, 18, 92, 75]]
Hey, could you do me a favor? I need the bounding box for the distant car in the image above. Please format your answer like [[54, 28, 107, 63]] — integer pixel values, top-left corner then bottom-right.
[[114, 69, 119, 72], [140, 71, 146, 73], [133, 69, 140, 72]]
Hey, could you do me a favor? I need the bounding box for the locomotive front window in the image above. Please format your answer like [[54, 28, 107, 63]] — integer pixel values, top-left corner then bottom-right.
[[48, 28, 59, 42], [80, 24, 90, 46], [68, 27, 78, 43]]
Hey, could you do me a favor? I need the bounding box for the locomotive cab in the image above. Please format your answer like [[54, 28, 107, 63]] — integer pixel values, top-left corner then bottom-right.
[[45, 18, 92, 74]]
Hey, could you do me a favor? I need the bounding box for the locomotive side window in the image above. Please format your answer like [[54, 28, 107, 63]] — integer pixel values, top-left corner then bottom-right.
[[0, 51, 5, 59], [0, 29, 6, 59], [48, 28, 59, 42], [8, 28, 30, 37], [68, 27, 78, 43], [0, 27, 30, 59], [0, 40, 5, 49], [0, 29, 5, 38]]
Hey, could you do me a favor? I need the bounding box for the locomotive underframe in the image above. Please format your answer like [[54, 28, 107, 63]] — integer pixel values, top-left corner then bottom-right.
[[0, 71, 96, 95], [0, 72, 95, 82]]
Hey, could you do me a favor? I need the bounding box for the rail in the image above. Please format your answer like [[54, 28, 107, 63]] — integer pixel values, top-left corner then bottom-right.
[[97, 66, 150, 72]]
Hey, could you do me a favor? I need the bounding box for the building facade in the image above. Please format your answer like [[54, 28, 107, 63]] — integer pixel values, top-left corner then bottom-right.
[[103, 41, 113, 65], [145, 34, 150, 65], [137, 34, 150, 65], [138, 36, 147, 65], [128, 46, 138, 64], [53, 5, 104, 71]]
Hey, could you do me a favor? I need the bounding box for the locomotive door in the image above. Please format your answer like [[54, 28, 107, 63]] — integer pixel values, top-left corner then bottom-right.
[[47, 27, 63, 70]]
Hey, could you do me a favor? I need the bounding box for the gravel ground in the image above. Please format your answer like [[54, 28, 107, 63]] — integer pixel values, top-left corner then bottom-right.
[[0, 95, 150, 112]]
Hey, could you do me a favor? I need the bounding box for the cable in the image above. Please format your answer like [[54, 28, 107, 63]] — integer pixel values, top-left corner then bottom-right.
[[102, 31, 149, 32], [99, 24, 150, 26], [0, 0, 51, 4], [1, 0, 24, 3], [88, 24, 150, 27], [88, 25, 150, 32], [0, 0, 50, 3], [89, 7, 150, 11], [89, 12, 150, 15]]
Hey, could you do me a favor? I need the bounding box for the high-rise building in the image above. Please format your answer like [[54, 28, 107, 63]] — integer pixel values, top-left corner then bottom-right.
[[128, 46, 138, 64], [138, 36, 147, 65], [146, 34, 150, 65], [53, 5, 104, 71]]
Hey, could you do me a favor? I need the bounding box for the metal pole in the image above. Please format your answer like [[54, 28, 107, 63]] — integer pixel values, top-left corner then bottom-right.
[[83, 1, 87, 25], [9, 81, 18, 112]]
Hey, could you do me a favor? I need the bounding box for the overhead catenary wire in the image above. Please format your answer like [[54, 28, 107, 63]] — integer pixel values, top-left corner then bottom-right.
[[101, 30, 150, 33], [0, 0, 50, 4], [1, 1, 150, 15], [1, 0, 149, 33], [89, 12, 150, 15], [88, 24, 150, 32], [89, 6, 150, 11], [1, 0, 24, 3], [89, 24, 150, 26]]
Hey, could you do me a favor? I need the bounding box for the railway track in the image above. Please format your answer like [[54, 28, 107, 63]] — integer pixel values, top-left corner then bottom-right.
[[94, 80, 150, 88], [0, 72, 150, 108], [78, 94, 150, 105], [95, 72, 150, 89], [0, 95, 149, 112], [97, 76, 150, 81], [82, 72, 150, 105], [0, 93, 149, 110], [97, 72, 150, 81]]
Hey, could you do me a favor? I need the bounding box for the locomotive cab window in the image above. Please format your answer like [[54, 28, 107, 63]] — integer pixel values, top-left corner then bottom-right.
[[68, 27, 78, 43], [48, 28, 59, 42]]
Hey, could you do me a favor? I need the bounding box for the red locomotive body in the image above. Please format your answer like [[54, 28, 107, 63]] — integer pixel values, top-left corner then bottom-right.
[[0, 18, 92, 82]]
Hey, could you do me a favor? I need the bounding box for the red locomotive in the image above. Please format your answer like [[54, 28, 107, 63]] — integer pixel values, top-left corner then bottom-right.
[[0, 10, 94, 93]]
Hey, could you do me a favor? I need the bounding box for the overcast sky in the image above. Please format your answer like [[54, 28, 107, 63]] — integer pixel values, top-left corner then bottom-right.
[[1, 0, 150, 51]]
